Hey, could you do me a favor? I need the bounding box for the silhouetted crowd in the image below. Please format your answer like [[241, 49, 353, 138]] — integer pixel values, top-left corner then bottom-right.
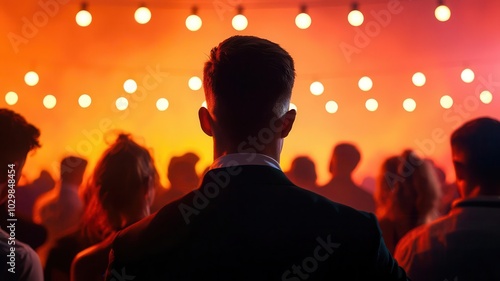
[[1, 36, 499, 281]]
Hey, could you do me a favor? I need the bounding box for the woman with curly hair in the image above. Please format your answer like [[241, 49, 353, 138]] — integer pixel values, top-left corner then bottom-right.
[[71, 134, 159, 281], [374, 150, 441, 254]]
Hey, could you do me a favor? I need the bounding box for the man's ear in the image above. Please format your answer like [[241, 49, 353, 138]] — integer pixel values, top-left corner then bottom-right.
[[198, 107, 213, 137], [280, 109, 296, 138]]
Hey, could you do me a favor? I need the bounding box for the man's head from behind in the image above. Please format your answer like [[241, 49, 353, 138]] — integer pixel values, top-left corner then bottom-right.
[[0, 108, 40, 203], [200, 36, 296, 146], [451, 117, 500, 197]]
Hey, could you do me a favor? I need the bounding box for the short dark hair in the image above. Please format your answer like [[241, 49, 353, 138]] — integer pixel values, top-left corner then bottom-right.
[[451, 117, 500, 191], [203, 35, 295, 141], [0, 108, 40, 183]]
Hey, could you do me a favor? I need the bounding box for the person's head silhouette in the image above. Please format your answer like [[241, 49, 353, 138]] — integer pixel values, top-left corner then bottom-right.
[[329, 143, 361, 178], [199, 36, 296, 161], [0, 108, 40, 204], [451, 117, 500, 197]]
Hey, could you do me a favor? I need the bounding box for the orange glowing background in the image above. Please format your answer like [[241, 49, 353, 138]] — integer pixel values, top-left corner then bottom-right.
[[1, 0, 499, 189]]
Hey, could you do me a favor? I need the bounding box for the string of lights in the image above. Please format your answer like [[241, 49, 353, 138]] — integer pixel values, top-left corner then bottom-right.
[[72, 0, 452, 29], [5, 66, 494, 113]]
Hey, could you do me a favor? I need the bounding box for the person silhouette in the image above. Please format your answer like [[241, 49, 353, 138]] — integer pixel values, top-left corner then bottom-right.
[[319, 143, 375, 212], [151, 152, 200, 212], [285, 156, 319, 192], [105, 36, 408, 280], [395, 117, 500, 280], [0, 108, 43, 281]]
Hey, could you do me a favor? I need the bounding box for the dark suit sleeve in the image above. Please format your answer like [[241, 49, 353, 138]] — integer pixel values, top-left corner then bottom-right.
[[368, 213, 410, 280], [105, 239, 137, 281]]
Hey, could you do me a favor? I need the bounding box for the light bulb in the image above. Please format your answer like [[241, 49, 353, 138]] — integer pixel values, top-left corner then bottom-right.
[[25, 71, 39, 86], [358, 76, 373, 91], [440, 95, 453, 109], [135, 6, 151, 24], [43, 95, 57, 109], [412, 72, 426, 87], [325, 101, 339, 113], [76, 3, 92, 27], [295, 8, 311, 30], [435, 4, 451, 22], [156, 98, 169, 111], [310, 81, 324, 96]]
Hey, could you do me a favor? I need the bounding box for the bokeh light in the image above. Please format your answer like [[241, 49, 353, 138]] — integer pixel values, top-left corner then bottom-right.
[[310, 81, 324, 96], [43, 95, 57, 109], [412, 72, 426, 87], [156, 98, 169, 111], [123, 79, 138, 94], [348, 9, 364, 26], [202, 101, 207, 108], [289, 103, 297, 111], [232, 14, 248, 31], [480, 90, 493, 104], [358, 76, 373, 91], [403, 98, 417, 112], [461, 68, 475, 83], [78, 94, 92, 108], [75, 9, 92, 27], [435, 5, 451, 22], [5, 91, 18, 105], [365, 98, 378, 112], [188, 76, 202, 91], [24, 71, 39, 86], [325, 100, 338, 114], [186, 14, 202, 31], [135, 6, 151, 24], [440, 95, 453, 109], [295, 12, 312, 29], [115, 97, 129, 111]]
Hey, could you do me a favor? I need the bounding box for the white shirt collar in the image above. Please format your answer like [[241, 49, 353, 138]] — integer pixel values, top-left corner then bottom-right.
[[209, 153, 281, 171]]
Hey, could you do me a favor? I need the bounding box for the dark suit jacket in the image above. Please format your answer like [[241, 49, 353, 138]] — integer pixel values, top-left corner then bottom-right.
[[105, 165, 408, 280]]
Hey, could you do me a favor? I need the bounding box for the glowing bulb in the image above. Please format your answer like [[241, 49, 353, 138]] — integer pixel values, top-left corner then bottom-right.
[[440, 95, 453, 109], [358, 76, 373, 91], [435, 4, 451, 22], [348, 9, 364, 26], [135, 6, 151, 24], [403, 98, 417, 112], [295, 12, 311, 29], [188, 76, 202, 91], [116, 97, 129, 111], [461, 68, 474, 83], [78, 94, 92, 108], [123, 79, 138, 94], [365, 98, 378, 112], [325, 101, 338, 114], [310, 81, 324, 96], [5, 91, 18, 105], [186, 14, 202, 31], [156, 98, 169, 111], [24, 71, 39, 86], [232, 14, 248, 31], [43, 95, 57, 109], [480, 90, 493, 104], [412, 72, 426, 87], [289, 103, 297, 111], [201, 101, 207, 108], [75, 6, 92, 27]]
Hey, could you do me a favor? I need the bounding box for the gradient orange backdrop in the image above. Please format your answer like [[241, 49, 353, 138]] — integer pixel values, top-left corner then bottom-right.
[[1, 0, 499, 189]]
